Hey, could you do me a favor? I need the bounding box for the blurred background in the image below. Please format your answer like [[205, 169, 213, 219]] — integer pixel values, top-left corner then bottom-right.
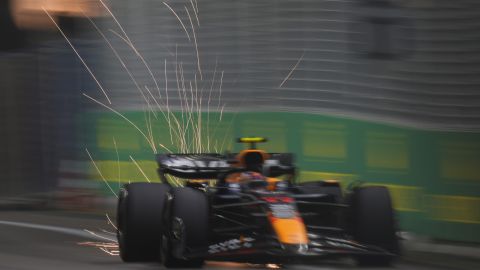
[[1, 0, 479, 263]]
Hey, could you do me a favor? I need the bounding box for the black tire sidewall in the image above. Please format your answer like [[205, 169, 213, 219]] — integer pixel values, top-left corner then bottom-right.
[[117, 182, 170, 262], [163, 187, 208, 268], [348, 186, 399, 265]]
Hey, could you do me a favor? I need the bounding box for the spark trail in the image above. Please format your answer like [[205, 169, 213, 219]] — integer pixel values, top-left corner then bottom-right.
[[82, 93, 158, 153], [279, 51, 305, 88], [164, 2, 191, 41], [83, 12, 158, 118], [43, 7, 111, 104], [49, 2, 238, 258], [80, 1, 232, 195], [85, 148, 118, 198], [129, 155, 151, 183]]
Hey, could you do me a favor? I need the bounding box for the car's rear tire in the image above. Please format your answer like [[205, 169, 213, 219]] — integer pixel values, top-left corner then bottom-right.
[[116, 182, 170, 262], [162, 187, 208, 268], [348, 186, 399, 266]]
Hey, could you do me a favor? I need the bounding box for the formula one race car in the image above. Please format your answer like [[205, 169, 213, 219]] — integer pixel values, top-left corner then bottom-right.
[[116, 137, 399, 267]]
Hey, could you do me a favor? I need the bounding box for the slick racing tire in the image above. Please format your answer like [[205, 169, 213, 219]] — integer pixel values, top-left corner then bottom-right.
[[162, 187, 208, 268], [117, 182, 170, 262], [348, 186, 399, 266], [297, 180, 343, 203]]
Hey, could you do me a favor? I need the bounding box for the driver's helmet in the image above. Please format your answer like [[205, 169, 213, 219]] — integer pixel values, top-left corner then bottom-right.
[[238, 171, 268, 190]]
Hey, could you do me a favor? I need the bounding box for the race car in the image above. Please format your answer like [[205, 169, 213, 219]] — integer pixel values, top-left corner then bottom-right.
[[116, 137, 399, 267]]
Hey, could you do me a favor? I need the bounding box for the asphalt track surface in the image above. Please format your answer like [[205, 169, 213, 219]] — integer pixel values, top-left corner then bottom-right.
[[0, 211, 476, 270]]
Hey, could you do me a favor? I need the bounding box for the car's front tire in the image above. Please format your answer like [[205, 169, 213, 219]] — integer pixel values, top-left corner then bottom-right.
[[348, 186, 399, 266], [116, 182, 170, 262], [162, 187, 208, 268]]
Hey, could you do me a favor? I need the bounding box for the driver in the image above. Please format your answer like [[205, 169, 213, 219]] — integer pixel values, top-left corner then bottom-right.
[[223, 149, 282, 191], [238, 171, 269, 190], [226, 171, 283, 192]]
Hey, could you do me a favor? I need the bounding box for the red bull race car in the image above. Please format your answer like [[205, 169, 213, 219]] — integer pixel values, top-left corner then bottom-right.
[[116, 137, 399, 267]]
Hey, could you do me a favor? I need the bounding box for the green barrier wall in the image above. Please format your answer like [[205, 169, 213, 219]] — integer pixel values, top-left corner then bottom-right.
[[81, 111, 480, 243]]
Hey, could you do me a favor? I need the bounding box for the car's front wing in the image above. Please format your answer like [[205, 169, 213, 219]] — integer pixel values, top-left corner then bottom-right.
[[184, 234, 395, 264]]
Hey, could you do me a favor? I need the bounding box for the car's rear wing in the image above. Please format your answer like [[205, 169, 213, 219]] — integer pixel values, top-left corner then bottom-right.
[[156, 153, 231, 180], [156, 153, 295, 181]]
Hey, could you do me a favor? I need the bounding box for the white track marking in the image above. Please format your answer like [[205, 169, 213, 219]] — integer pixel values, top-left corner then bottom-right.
[[0, 220, 109, 241]]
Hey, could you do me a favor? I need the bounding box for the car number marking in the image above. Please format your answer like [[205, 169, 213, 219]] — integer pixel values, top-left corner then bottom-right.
[[270, 204, 296, 219]]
